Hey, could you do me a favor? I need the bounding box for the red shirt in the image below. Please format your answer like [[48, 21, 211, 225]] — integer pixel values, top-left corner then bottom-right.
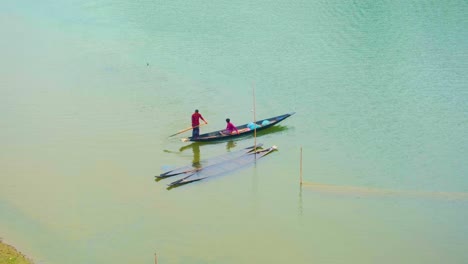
[[226, 122, 238, 133], [192, 112, 205, 127]]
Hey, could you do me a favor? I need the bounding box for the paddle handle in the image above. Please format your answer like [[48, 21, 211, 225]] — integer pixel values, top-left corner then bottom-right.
[[169, 122, 207, 137]]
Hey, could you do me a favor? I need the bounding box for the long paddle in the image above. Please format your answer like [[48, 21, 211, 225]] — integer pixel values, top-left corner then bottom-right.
[[169, 123, 207, 137]]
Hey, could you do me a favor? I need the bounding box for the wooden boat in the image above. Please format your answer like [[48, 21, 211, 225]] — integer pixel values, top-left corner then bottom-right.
[[182, 112, 295, 142], [167, 145, 278, 189]]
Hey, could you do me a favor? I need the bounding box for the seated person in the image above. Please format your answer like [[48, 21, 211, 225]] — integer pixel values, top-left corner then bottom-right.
[[222, 118, 239, 135]]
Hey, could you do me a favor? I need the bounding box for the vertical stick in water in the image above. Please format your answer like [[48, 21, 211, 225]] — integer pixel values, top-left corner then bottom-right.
[[253, 82, 257, 150], [300, 147, 303, 185]]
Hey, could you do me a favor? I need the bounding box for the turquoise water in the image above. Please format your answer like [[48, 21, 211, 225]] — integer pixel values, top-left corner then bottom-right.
[[1, 1, 467, 263]]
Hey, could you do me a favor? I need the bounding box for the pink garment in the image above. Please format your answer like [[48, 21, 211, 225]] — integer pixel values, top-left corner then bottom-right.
[[226, 122, 239, 134]]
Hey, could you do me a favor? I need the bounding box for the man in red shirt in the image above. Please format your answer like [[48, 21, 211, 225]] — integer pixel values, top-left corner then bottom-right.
[[224, 118, 239, 135], [191, 109, 207, 138]]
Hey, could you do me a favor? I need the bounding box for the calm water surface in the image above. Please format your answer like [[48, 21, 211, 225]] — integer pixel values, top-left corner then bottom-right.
[[1, 1, 468, 263]]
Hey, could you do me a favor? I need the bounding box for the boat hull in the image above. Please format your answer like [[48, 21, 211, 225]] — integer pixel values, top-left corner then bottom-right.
[[183, 112, 295, 142]]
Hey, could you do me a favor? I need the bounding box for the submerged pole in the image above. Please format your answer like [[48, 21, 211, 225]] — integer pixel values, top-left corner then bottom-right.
[[154, 253, 158, 264], [300, 147, 303, 185]]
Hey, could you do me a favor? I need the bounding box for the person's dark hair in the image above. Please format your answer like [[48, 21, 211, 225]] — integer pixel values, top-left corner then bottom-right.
[[226, 118, 230, 123], [195, 109, 199, 113]]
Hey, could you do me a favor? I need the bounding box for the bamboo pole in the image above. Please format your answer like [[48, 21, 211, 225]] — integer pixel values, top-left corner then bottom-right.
[[300, 147, 303, 185], [154, 253, 158, 264], [253, 83, 257, 150]]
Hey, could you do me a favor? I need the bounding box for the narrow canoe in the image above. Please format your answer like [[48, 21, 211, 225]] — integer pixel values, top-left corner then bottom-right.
[[182, 112, 295, 142]]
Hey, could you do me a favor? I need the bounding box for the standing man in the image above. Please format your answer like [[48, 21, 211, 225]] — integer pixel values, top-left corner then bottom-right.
[[192, 109, 207, 138]]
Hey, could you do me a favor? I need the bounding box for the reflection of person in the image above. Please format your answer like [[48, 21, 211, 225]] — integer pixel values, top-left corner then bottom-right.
[[226, 140, 236, 150], [191, 109, 207, 138], [192, 143, 201, 169], [224, 118, 239, 134], [180, 143, 202, 169]]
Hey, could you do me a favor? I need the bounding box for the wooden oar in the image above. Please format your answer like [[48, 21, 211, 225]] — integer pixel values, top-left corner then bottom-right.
[[169, 123, 207, 137]]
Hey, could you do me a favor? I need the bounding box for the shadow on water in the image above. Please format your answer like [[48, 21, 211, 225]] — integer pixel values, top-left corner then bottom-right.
[[156, 144, 201, 183], [166, 145, 278, 191], [157, 142, 206, 183], [160, 125, 287, 186], [178, 141, 238, 168], [165, 145, 271, 190], [178, 140, 239, 153], [166, 178, 204, 191], [255, 125, 289, 137], [179, 141, 209, 152]]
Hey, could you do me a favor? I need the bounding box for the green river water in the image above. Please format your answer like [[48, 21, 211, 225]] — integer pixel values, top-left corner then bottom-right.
[[1, 1, 467, 263]]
